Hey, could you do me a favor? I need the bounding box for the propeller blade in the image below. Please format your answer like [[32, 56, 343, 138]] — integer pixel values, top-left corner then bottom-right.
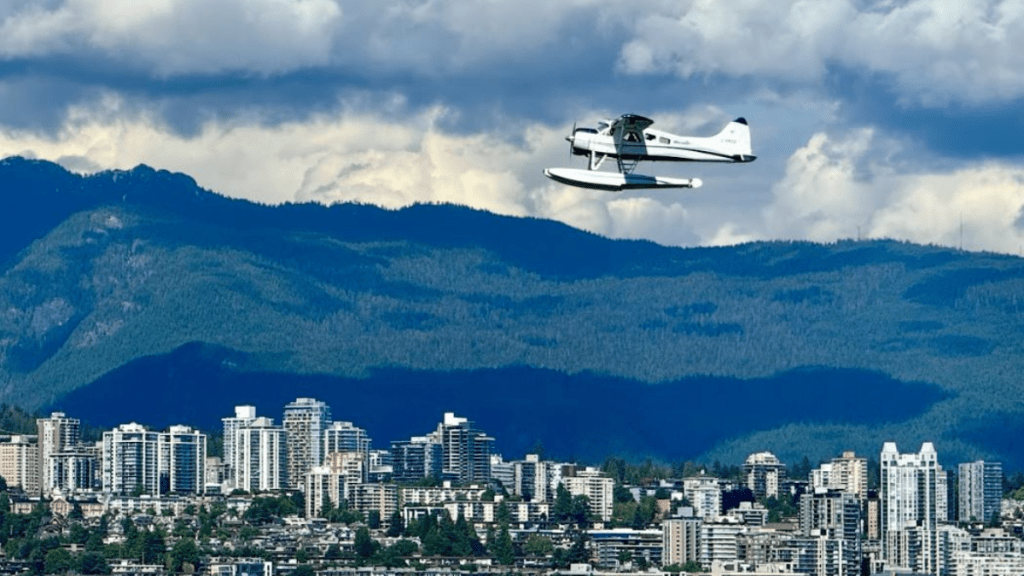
[[568, 122, 576, 161]]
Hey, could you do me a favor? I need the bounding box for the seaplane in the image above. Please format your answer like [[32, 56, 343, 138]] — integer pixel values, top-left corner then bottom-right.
[[544, 114, 755, 191]]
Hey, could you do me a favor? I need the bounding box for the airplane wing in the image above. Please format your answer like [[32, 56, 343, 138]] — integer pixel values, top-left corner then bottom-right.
[[610, 114, 654, 135]]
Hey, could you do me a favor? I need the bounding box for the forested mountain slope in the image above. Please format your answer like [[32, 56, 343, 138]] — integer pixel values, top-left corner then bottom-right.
[[2, 156, 1023, 466]]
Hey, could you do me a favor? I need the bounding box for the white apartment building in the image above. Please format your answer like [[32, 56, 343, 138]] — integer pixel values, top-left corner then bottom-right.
[[233, 417, 287, 492], [348, 483, 398, 520], [799, 489, 862, 575], [222, 406, 256, 486], [324, 421, 371, 456], [443, 500, 551, 524], [326, 451, 366, 485], [305, 465, 346, 518], [0, 434, 37, 494], [0, 435, 38, 494], [37, 412, 80, 496], [959, 460, 1002, 524], [431, 412, 493, 484], [880, 442, 948, 575], [743, 452, 786, 499], [489, 454, 515, 489], [810, 451, 868, 501], [283, 397, 331, 490], [664, 516, 701, 567], [562, 466, 615, 522], [400, 484, 488, 506], [102, 423, 207, 496], [513, 454, 568, 503], [700, 517, 746, 568], [48, 445, 100, 495], [683, 475, 722, 519]]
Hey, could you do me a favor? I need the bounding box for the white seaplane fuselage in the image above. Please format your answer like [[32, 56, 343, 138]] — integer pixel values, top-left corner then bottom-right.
[[570, 123, 755, 164], [543, 115, 755, 191]]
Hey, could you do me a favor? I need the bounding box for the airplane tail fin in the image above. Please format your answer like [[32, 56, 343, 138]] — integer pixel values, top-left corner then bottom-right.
[[715, 117, 755, 162]]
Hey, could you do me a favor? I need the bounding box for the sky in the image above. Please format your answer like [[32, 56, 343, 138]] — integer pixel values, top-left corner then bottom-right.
[[2, 0, 1024, 253]]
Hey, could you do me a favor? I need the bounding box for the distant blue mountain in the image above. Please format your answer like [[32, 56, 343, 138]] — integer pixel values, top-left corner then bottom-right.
[[49, 342, 949, 464], [2, 156, 1024, 468]]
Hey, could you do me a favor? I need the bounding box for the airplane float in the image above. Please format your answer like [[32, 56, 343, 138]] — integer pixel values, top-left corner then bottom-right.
[[544, 114, 755, 191]]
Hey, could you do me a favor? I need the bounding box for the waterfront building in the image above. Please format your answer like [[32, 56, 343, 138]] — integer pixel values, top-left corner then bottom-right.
[[283, 397, 331, 490]]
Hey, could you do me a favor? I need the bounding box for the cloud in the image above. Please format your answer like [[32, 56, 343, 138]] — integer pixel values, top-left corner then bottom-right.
[[3, 93, 1024, 255], [617, 0, 1024, 105], [0, 95, 673, 242], [765, 128, 1024, 253], [0, 0, 342, 76]]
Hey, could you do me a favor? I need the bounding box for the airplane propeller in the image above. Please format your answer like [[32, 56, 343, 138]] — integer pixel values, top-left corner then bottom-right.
[[567, 122, 576, 161]]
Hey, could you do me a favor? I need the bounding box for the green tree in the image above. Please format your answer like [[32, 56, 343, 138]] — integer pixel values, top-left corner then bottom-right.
[[570, 495, 592, 528], [390, 540, 418, 556], [367, 510, 381, 530], [44, 548, 72, 574], [168, 539, 199, 573], [77, 552, 110, 575], [490, 525, 514, 566], [325, 544, 343, 560], [385, 510, 404, 537], [522, 534, 554, 557], [292, 566, 314, 576], [495, 501, 512, 525], [354, 527, 377, 559], [552, 484, 573, 523], [133, 530, 166, 564]]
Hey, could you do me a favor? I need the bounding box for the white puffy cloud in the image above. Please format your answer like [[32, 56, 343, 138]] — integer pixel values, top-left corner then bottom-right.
[[618, 0, 1024, 105], [2, 0, 1022, 107], [0, 95, 710, 245], [4, 93, 1023, 255], [0, 0, 342, 76], [765, 129, 1024, 253]]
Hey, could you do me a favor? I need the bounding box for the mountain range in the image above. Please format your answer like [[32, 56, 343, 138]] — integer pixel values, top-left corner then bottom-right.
[[1, 155, 1023, 469]]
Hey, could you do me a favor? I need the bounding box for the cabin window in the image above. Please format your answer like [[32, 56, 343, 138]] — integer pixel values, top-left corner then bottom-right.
[[645, 133, 656, 141], [659, 137, 670, 144], [624, 131, 640, 143]]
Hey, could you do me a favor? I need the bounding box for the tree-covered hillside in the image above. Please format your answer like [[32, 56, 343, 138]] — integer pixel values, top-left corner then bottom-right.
[[2, 156, 1024, 467]]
